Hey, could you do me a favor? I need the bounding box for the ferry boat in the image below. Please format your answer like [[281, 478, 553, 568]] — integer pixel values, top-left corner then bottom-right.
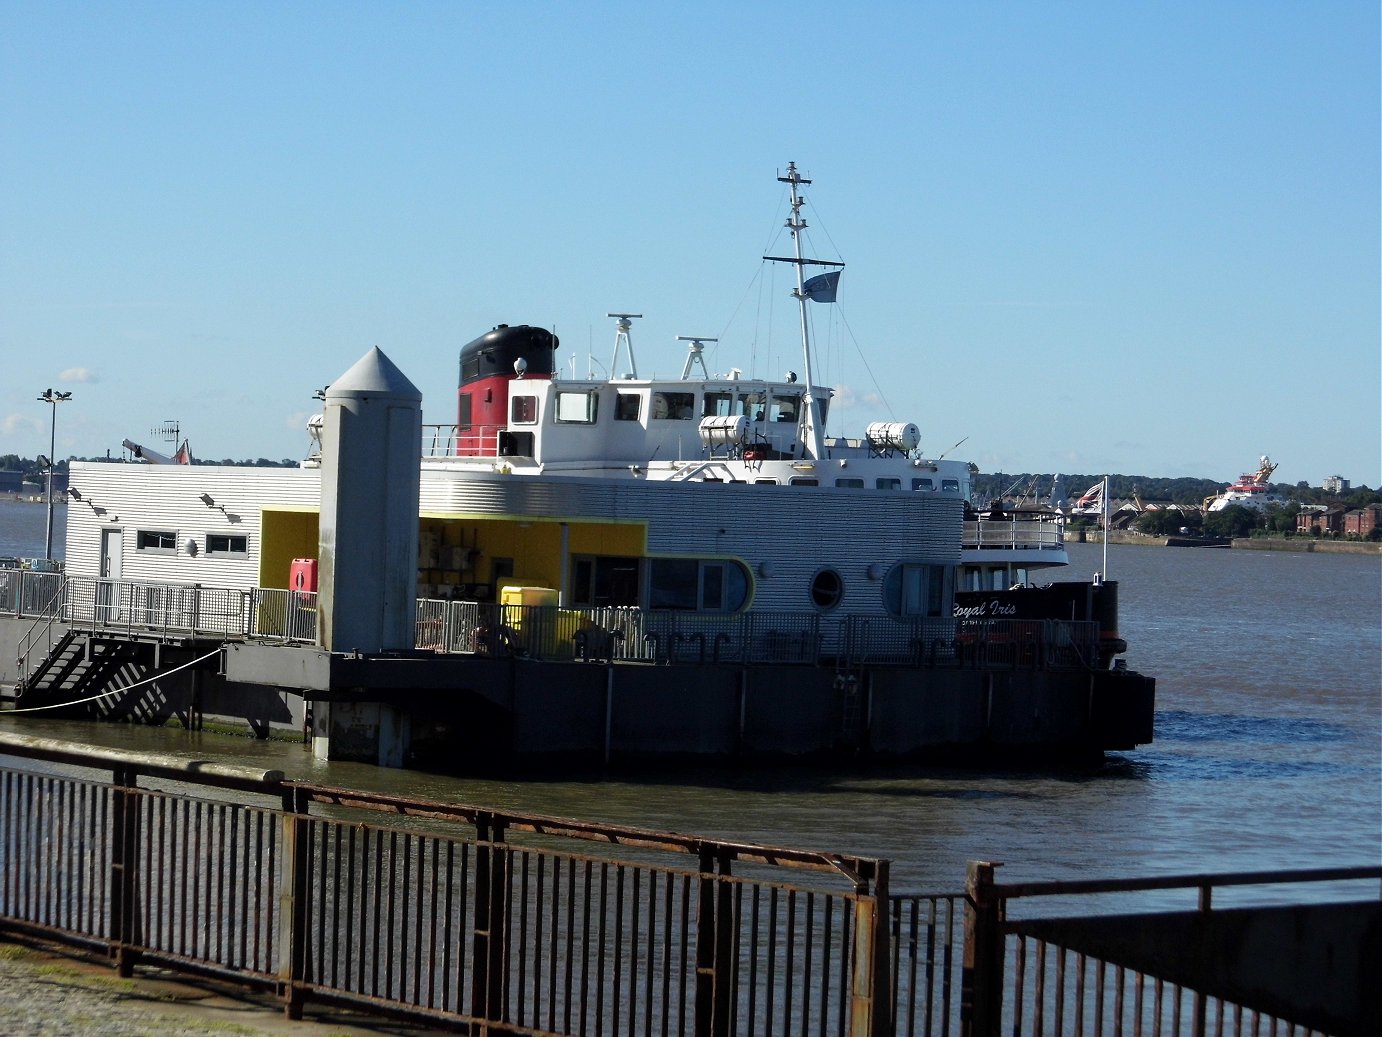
[[11, 162, 1152, 767], [1204, 455, 1285, 512]]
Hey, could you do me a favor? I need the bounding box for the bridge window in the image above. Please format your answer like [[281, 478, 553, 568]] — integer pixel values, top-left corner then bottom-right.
[[703, 391, 734, 417], [835, 478, 864, 488], [652, 391, 695, 420], [876, 478, 901, 490], [941, 479, 960, 492], [555, 390, 599, 424], [912, 477, 935, 491], [615, 393, 641, 421], [769, 393, 800, 423], [511, 395, 537, 424]]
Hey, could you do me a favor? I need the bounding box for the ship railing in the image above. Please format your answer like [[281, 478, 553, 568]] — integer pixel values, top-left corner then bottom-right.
[[839, 616, 1101, 671], [5, 575, 1098, 673], [963, 518, 1065, 551], [421, 423, 508, 458]]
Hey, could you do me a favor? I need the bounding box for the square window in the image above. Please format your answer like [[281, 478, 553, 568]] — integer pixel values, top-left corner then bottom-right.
[[137, 530, 177, 552], [207, 534, 248, 556]]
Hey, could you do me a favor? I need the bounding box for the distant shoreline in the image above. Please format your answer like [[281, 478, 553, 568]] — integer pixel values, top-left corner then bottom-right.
[[1070, 529, 1381, 555]]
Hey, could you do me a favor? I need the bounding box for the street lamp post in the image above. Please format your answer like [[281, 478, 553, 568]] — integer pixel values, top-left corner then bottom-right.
[[38, 388, 73, 561]]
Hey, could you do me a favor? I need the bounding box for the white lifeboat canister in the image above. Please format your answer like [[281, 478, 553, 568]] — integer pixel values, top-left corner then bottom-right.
[[699, 414, 749, 448], [865, 421, 921, 452]]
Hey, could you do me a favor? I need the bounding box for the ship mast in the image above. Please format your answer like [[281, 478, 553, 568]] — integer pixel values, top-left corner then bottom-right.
[[765, 162, 843, 460]]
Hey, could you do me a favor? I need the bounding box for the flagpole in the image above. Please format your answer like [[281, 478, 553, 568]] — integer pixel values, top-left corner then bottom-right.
[[1101, 474, 1110, 578]]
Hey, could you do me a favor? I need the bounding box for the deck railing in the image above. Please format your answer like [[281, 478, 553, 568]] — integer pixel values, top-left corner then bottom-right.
[[962, 518, 1065, 551], [4, 571, 1103, 676]]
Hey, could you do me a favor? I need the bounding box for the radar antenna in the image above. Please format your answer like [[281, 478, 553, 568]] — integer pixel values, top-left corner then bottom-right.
[[608, 313, 642, 379], [676, 336, 716, 380]]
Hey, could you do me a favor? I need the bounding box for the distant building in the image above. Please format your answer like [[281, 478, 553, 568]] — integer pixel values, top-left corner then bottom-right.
[[1342, 505, 1382, 537], [1296, 504, 1343, 535], [1323, 475, 1350, 494]]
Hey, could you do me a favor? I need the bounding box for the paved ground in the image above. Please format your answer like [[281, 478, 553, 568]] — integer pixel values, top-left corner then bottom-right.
[[0, 937, 454, 1036]]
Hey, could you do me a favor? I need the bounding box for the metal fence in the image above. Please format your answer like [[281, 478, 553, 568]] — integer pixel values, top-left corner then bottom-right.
[[1, 740, 1375, 1037], [0, 737, 892, 1036], [962, 861, 1381, 1037]]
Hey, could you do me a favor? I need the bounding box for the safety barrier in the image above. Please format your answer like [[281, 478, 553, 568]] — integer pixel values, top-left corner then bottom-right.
[[5, 573, 1102, 675], [0, 735, 892, 1036]]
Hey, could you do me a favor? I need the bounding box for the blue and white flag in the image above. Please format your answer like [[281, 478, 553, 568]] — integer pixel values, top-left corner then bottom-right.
[[802, 270, 841, 303]]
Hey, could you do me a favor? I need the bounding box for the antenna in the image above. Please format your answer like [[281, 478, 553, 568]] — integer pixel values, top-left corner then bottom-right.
[[153, 420, 181, 449], [938, 436, 969, 459], [675, 336, 716, 380], [608, 313, 642, 379]]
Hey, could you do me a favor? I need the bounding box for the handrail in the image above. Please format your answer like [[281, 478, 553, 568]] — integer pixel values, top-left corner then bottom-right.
[[5, 573, 1104, 674]]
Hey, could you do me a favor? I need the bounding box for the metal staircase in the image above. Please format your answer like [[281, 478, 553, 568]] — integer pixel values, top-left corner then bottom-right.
[[13, 629, 146, 712]]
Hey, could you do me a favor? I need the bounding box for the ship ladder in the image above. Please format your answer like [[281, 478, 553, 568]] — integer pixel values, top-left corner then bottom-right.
[[835, 668, 865, 750]]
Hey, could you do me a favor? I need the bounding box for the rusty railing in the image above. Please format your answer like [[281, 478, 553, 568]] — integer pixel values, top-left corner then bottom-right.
[[0, 733, 892, 1036]]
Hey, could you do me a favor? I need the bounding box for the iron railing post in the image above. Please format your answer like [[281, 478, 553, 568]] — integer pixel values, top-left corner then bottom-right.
[[694, 843, 735, 1037], [279, 784, 311, 1019], [108, 765, 141, 977], [961, 860, 1004, 1037], [850, 859, 892, 1037], [471, 811, 510, 1026]]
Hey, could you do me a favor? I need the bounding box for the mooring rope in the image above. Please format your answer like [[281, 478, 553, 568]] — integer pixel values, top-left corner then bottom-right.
[[7, 645, 226, 714]]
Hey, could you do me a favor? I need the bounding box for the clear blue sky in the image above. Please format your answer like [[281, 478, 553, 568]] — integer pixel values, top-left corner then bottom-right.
[[3, 1, 1378, 488]]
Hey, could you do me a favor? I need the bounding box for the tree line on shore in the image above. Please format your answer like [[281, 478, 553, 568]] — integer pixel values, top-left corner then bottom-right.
[[1, 453, 300, 474]]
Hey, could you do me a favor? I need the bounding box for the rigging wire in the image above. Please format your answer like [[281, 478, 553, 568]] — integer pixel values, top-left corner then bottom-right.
[[8, 645, 225, 714]]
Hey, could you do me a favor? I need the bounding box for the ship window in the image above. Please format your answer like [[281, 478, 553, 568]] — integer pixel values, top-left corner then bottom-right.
[[458, 393, 473, 430], [555, 390, 599, 424], [876, 478, 901, 490], [615, 393, 641, 421], [511, 395, 537, 424], [647, 558, 749, 612], [941, 478, 960, 492], [755, 478, 777, 485], [789, 477, 818, 486], [703, 391, 734, 417], [570, 556, 641, 607], [769, 393, 800, 423], [207, 534, 247, 557], [882, 563, 949, 617], [835, 478, 864, 488], [651, 391, 694, 420], [137, 530, 177, 553], [912, 477, 935, 491], [809, 568, 844, 610]]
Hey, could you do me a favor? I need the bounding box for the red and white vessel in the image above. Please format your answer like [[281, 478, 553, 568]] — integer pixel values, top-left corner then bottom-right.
[[1205, 455, 1285, 512]]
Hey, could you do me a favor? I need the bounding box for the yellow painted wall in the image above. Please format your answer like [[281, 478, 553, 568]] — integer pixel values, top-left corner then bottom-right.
[[417, 516, 646, 592], [260, 509, 320, 588]]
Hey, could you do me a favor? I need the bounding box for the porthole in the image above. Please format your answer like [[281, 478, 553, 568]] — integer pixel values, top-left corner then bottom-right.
[[809, 568, 844, 610]]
